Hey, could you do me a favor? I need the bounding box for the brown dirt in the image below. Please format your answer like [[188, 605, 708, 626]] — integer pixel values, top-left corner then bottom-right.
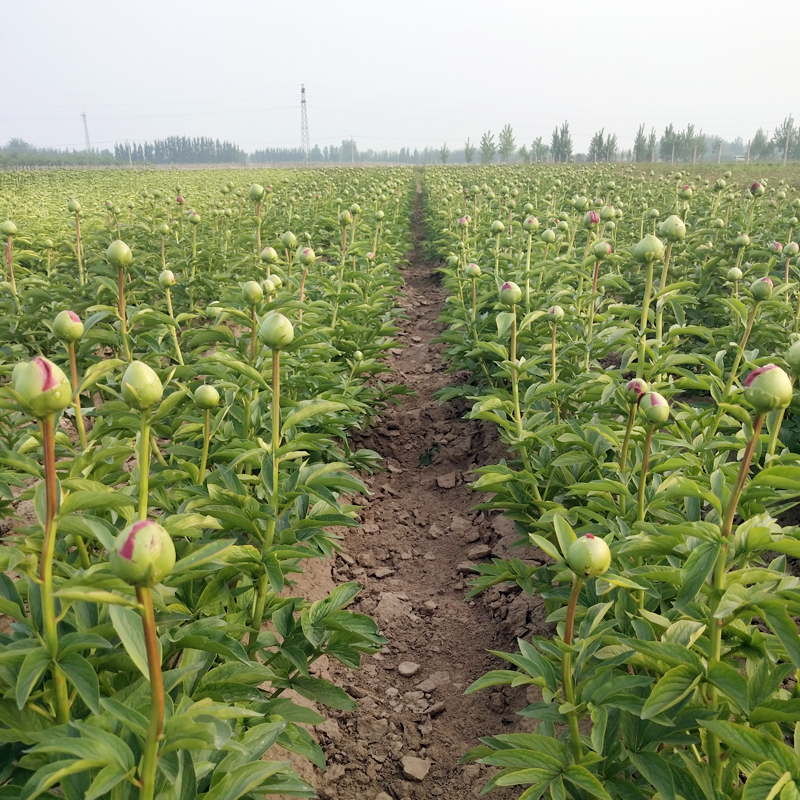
[[303, 186, 551, 800]]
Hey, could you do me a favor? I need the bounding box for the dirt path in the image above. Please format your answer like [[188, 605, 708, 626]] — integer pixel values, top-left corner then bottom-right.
[[311, 186, 549, 800]]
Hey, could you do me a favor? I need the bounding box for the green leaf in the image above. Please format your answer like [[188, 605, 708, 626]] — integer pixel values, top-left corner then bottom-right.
[[16, 647, 51, 710], [84, 765, 127, 800], [18, 758, 106, 800], [108, 604, 150, 679], [641, 664, 702, 719], [496, 311, 516, 338], [170, 540, 234, 577], [58, 490, 136, 517], [563, 765, 613, 800], [706, 660, 750, 714], [281, 400, 347, 435], [758, 602, 800, 669], [202, 761, 289, 800], [751, 700, 800, 726], [629, 751, 675, 800], [291, 676, 356, 711], [552, 514, 576, 559], [676, 541, 718, 609], [741, 763, 792, 800], [702, 720, 800, 775], [58, 653, 100, 714]]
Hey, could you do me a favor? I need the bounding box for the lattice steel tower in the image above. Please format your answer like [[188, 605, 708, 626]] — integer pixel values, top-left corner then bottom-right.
[[81, 112, 91, 151], [300, 85, 310, 161]]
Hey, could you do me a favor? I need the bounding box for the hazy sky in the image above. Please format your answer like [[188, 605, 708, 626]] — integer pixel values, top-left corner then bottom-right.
[[1, 0, 796, 155]]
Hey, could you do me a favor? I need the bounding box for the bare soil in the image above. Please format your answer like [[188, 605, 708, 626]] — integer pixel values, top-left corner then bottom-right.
[[301, 186, 551, 800]]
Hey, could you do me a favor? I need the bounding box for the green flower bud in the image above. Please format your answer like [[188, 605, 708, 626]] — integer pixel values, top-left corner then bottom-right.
[[541, 229, 556, 244], [339, 210, 352, 227], [711, 218, 725, 229], [522, 215, 539, 232], [750, 276, 773, 301], [258, 312, 294, 350], [785, 242, 799, 257], [194, 384, 220, 410], [53, 310, 84, 342], [249, 183, 265, 202], [548, 305, 565, 321], [639, 391, 669, 425], [67, 199, 81, 214], [633, 234, 665, 264], [281, 231, 297, 250], [659, 214, 686, 242], [499, 281, 522, 306], [647, 208, 659, 219], [106, 239, 133, 268], [375, 210, 385, 221], [260, 246, 279, 264], [159, 223, 170, 236], [743, 364, 793, 413], [566, 534, 611, 578], [557, 220, 570, 233], [593, 241, 612, 260], [583, 210, 600, 228], [121, 361, 163, 410], [298, 247, 316, 266], [159, 269, 176, 287], [750, 182, 765, 197], [188, 212, 201, 226], [624, 378, 649, 403], [727, 267, 743, 281], [350, 203, 361, 216], [464, 263, 481, 279], [0, 220, 17, 237], [242, 280, 263, 306], [491, 220, 505, 234], [599, 205, 615, 221], [109, 520, 175, 587], [785, 341, 800, 377], [678, 184, 693, 200], [353, 350, 364, 362], [14, 357, 72, 418]]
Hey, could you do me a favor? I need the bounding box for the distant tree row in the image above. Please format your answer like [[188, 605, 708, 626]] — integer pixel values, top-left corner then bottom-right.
[[114, 137, 246, 164]]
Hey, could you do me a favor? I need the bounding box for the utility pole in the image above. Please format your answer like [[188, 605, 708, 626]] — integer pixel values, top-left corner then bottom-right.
[[300, 85, 310, 162], [81, 112, 91, 151], [671, 143, 675, 164], [351, 135, 354, 167], [746, 139, 751, 163], [126, 140, 133, 168], [717, 141, 722, 164], [693, 144, 697, 165]]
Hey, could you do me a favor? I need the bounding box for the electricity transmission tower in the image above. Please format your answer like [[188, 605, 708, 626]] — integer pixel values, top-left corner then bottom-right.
[[81, 112, 91, 151], [300, 85, 310, 162]]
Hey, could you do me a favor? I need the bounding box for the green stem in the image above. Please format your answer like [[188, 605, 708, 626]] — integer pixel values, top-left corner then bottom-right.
[[136, 586, 164, 800], [766, 405, 788, 461], [75, 216, 84, 286], [562, 576, 584, 762], [166, 289, 184, 365], [39, 415, 70, 724], [636, 260, 655, 379], [199, 409, 210, 483], [551, 322, 558, 384], [118, 267, 131, 362], [138, 408, 151, 521], [620, 404, 637, 472], [637, 425, 655, 522], [68, 342, 87, 449], [654, 242, 673, 348]]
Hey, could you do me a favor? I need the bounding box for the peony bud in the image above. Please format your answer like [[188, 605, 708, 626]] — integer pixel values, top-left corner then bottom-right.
[[262, 278, 276, 295], [769, 242, 783, 255], [624, 378, 649, 403], [499, 281, 522, 306], [194, 384, 220, 410], [491, 220, 505, 234], [249, 183, 265, 202], [523, 215, 540, 232], [260, 246, 278, 265], [107, 240, 133, 268], [109, 520, 175, 587], [242, 280, 263, 306], [599, 205, 615, 222], [67, 199, 81, 214], [464, 263, 481, 279], [678, 185, 693, 200], [298, 247, 316, 266], [121, 361, 163, 410], [159, 269, 176, 287], [541, 229, 556, 244], [53, 310, 84, 342], [583, 210, 600, 228], [750, 182, 765, 197], [727, 267, 743, 281], [176, 195, 185, 205], [566, 534, 611, 578], [281, 231, 297, 250], [375, 210, 385, 221], [743, 364, 793, 413], [633, 234, 664, 264], [188, 212, 201, 226], [639, 391, 670, 425], [339, 210, 352, 227], [785, 242, 799, 257], [750, 276, 774, 301], [14, 357, 72, 417], [158, 223, 170, 236], [0, 221, 17, 237], [593, 241, 612, 260], [548, 305, 565, 321], [258, 312, 294, 350], [659, 215, 686, 242], [785, 341, 800, 376]]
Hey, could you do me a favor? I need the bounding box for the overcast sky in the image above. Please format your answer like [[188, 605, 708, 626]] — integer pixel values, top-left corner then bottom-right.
[[1, 0, 795, 155]]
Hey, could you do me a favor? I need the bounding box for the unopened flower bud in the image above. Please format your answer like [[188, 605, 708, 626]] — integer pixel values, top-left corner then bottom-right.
[[523, 216, 540, 232], [0, 221, 17, 237], [262, 278, 276, 295], [260, 246, 278, 265], [14, 357, 72, 417], [750, 182, 765, 197], [258, 312, 294, 350], [659, 215, 686, 242], [583, 210, 600, 228], [624, 378, 649, 403], [375, 210, 385, 221], [249, 183, 265, 202], [194, 384, 220, 410], [639, 391, 669, 425], [110, 520, 175, 587], [785, 341, 800, 376], [599, 205, 615, 222], [727, 267, 743, 281], [281, 231, 297, 250], [242, 280, 263, 306], [678, 185, 693, 200], [107, 240, 133, 268], [299, 247, 316, 266], [67, 199, 81, 214], [541, 229, 556, 244], [743, 364, 793, 413], [121, 361, 163, 410], [188, 212, 201, 226], [633, 234, 664, 264], [464, 263, 481, 279], [339, 210, 352, 227], [769, 242, 783, 255], [491, 220, 505, 234], [751, 276, 774, 301], [499, 281, 522, 306], [53, 310, 83, 343], [353, 350, 364, 362], [784, 242, 799, 258], [566, 534, 611, 578], [593, 241, 612, 260], [548, 305, 565, 321], [159, 269, 176, 287], [158, 223, 170, 236]]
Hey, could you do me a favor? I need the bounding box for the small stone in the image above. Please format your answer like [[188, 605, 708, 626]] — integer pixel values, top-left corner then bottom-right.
[[428, 524, 443, 539], [423, 552, 436, 561], [375, 793, 393, 800], [358, 716, 390, 741], [339, 552, 355, 565], [411, 335, 422, 342], [467, 544, 491, 560], [374, 567, 397, 579], [428, 701, 446, 716], [398, 661, 421, 677], [456, 562, 477, 574], [416, 671, 450, 693], [358, 551, 377, 568], [401, 756, 431, 782], [436, 472, 457, 489]]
